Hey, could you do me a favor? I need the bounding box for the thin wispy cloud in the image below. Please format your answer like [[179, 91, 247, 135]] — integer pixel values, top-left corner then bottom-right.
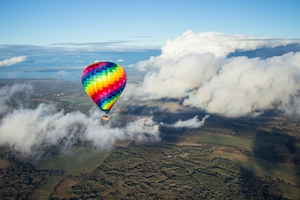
[[46, 40, 160, 51], [0, 43, 160, 60], [161, 115, 210, 128], [0, 84, 33, 114], [48, 41, 131, 47]]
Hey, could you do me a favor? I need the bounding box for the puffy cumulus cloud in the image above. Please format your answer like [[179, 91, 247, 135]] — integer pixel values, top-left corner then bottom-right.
[[183, 53, 300, 117], [162, 31, 300, 58], [0, 56, 27, 67], [134, 31, 300, 117], [126, 116, 160, 143], [161, 115, 210, 129], [0, 104, 160, 157], [0, 84, 160, 157], [137, 53, 223, 99], [136, 31, 299, 71]]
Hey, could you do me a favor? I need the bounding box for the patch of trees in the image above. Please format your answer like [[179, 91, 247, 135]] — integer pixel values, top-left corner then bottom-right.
[[0, 153, 48, 199]]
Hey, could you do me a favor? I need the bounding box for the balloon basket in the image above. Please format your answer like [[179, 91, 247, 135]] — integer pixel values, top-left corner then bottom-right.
[[102, 115, 109, 120]]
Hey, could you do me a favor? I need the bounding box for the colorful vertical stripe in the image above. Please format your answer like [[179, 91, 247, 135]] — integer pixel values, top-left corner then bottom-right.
[[81, 62, 127, 113]]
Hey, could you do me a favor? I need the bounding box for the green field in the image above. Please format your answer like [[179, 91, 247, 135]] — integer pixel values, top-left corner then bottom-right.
[[255, 135, 290, 144], [35, 147, 109, 174], [279, 182, 300, 200], [31, 176, 61, 200], [187, 132, 300, 198], [187, 134, 283, 151], [211, 150, 300, 199], [59, 95, 95, 113], [59, 96, 90, 104], [294, 143, 300, 155], [212, 150, 300, 185]]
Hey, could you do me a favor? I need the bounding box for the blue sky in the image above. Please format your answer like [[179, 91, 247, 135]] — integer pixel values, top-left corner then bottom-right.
[[1, 0, 299, 48], [1, 0, 300, 80]]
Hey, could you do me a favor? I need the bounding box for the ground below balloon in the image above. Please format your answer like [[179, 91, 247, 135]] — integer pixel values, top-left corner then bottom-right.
[[0, 79, 300, 199]]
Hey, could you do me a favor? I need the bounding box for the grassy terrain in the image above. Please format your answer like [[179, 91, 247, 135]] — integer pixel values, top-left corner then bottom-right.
[[279, 182, 300, 200], [211, 146, 300, 199], [255, 134, 290, 144], [211, 150, 300, 186], [64, 144, 286, 199], [51, 178, 81, 199], [58, 95, 94, 113], [182, 131, 300, 199], [35, 147, 109, 174], [59, 95, 90, 104], [31, 176, 61, 200], [294, 143, 300, 155], [186, 134, 283, 151]]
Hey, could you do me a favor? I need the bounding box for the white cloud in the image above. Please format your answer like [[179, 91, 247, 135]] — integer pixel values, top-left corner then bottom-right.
[[0, 56, 27, 67], [161, 30, 299, 58], [0, 84, 160, 157], [50, 57, 60, 62], [0, 103, 160, 157], [54, 70, 68, 77], [125, 116, 160, 143], [134, 31, 300, 117], [183, 53, 300, 117], [162, 115, 210, 128], [0, 84, 33, 114]]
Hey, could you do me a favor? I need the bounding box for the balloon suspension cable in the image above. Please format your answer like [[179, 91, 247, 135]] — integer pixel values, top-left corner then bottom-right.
[[102, 115, 109, 120]]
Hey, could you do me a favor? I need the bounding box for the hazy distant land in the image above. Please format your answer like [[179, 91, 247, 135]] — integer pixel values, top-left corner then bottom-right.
[[0, 78, 300, 199]]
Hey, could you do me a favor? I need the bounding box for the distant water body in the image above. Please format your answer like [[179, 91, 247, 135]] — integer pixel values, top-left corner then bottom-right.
[[0, 50, 160, 81]]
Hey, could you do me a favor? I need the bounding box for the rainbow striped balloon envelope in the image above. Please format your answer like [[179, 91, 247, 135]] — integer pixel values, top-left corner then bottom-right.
[[81, 62, 127, 119]]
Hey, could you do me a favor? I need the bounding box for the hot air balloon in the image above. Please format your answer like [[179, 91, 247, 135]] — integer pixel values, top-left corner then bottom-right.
[[81, 62, 127, 120]]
